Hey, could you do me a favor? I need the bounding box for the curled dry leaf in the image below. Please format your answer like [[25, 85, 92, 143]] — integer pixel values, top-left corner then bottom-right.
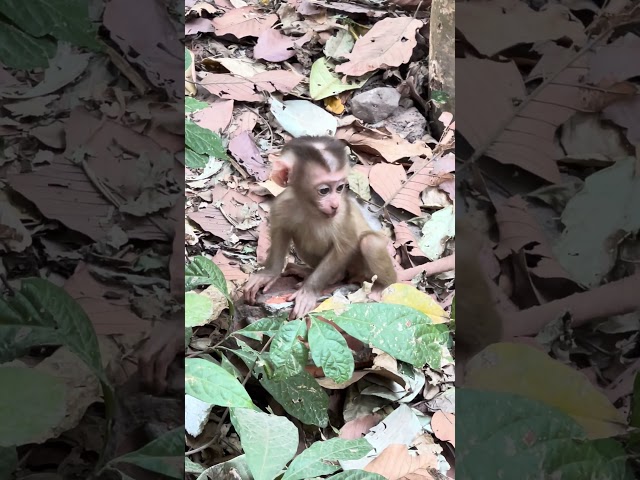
[[339, 127, 432, 162], [211, 6, 278, 38], [335, 17, 423, 76]]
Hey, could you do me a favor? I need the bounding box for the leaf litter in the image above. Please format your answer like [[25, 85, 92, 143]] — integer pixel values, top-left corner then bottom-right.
[[457, 1, 640, 476], [185, 0, 456, 477]]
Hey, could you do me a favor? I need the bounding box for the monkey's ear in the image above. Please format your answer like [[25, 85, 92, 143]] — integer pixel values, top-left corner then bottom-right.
[[270, 150, 295, 187]]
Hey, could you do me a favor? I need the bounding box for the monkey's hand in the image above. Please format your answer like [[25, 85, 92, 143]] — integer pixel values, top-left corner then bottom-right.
[[288, 287, 319, 319], [244, 271, 280, 304]]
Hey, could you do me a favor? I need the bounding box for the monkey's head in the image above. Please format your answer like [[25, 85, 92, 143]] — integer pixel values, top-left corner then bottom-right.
[[274, 136, 350, 218]]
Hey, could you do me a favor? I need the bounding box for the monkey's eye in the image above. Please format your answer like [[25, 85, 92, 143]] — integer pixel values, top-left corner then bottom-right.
[[318, 187, 331, 196], [336, 184, 346, 193]]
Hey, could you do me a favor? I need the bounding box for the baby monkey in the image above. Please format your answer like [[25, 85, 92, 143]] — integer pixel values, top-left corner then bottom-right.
[[244, 136, 397, 319]]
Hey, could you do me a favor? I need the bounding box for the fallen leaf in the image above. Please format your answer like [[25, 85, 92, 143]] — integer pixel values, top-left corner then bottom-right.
[[431, 411, 455, 447], [457, 1, 586, 57], [192, 99, 234, 132], [335, 17, 423, 76], [466, 343, 626, 439], [270, 98, 338, 137], [212, 6, 278, 38], [228, 131, 269, 181], [254, 29, 312, 62], [381, 283, 448, 323]]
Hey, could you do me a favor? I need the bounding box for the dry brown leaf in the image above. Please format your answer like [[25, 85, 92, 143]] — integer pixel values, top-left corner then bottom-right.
[[189, 186, 263, 241], [212, 6, 278, 38], [10, 108, 176, 241], [200, 70, 302, 102], [339, 127, 432, 162], [393, 222, 426, 258], [364, 444, 438, 480], [200, 73, 263, 102], [457, 1, 586, 57], [104, 0, 183, 98], [212, 250, 249, 284], [335, 17, 423, 76], [192, 99, 234, 132], [430, 411, 454, 447], [309, 0, 386, 17], [229, 131, 269, 181], [185, 17, 216, 35], [495, 196, 573, 282], [251, 70, 304, 94], [64, 263, 149, 335], [229, 109, 260, 137], [339, 414, 382, 440], [369, 163, 407, 206], [588, 33, 640, 87], [604, 95, 640, 144], [254, 29, 313, 62], [457, 56, 633, 183]]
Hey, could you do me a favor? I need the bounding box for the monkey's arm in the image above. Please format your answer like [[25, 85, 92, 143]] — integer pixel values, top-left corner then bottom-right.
[[244, 223, 291, 304], [289, 246, 353, 319]]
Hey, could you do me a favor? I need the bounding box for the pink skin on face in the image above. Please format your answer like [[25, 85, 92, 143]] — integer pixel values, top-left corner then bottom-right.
[[311, 166, 348, 217]]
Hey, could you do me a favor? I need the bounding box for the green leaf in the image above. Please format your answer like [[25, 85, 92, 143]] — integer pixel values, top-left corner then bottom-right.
[[109, 427, 183, 479], [185, 292, 214, 328], [0, 21, 55, 70], [186, 457, 204, 474], [0, 367, 66, 447], [458, 389, 631, 479], [185, 149, 208, 168], [186, 97, 208, 114], [256, 363, 329, 427], [185, 256, 228, 294], [270, 320, 309, 378], [186, 358, 255, 409], [230, 408, 298, 480], [232, 316, 287, 341], [323, 29, 355, 60], [308, 318, 353, 384], [327, 471, 387, 480], [196, 454, 251, 480], [185, 120, 229, 159], [554, 157, 640, 287], [185, 328, 193, 350], [185, 47, 192, 71], [283, 438, 372, 480], [320, 304, 449, 369], [19, 278, 107, 384], [0, 0, 99, 49], [0, 447, 17, 478], [347, 169, 371, 201], [309, 58, 368, 100]]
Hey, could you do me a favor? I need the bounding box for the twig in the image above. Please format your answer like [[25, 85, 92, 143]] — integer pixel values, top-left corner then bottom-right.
[[505, 272, 640, 338]]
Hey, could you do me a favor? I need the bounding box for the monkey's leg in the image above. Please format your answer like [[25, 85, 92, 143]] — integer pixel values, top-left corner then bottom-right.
[[352, 232, 398, 287], [282, 263, 314, 279]]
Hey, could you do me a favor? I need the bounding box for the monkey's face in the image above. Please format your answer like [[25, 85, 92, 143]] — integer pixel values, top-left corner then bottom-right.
[[309, 164, 349, 218]]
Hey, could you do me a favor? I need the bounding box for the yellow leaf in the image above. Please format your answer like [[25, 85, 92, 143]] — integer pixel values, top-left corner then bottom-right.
[[312, 295, 350, 313], [324, 96, 345, 114], [381, 283, 448, 323], [466, 343, 626, 439]]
